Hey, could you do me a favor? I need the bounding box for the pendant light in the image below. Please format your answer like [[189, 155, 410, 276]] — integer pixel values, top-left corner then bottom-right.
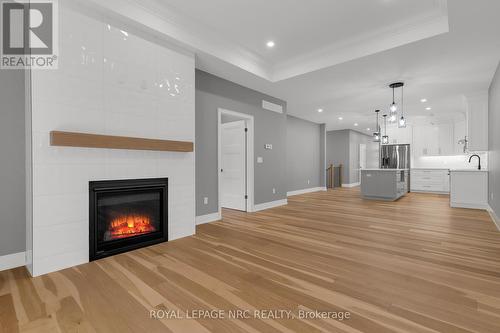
[[373, 110, 381, 142], [382, 114, 389, 144], [389, 82, 404, 123], [398, 84, 407, 128]]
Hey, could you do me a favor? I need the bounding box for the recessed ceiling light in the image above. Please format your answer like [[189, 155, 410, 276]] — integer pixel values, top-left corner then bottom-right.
[[317, 108, 323, 113], [421, 98, 427, 103], [338, 117, 343, 120], [354, 123, 359, 126], [266, 41, 275, 48], [426, 107, 432, 110], [366, 128, 371, 131]]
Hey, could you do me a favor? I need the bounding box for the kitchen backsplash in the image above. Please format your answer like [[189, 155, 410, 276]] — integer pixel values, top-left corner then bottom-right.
[[413, 153, 488, 170]]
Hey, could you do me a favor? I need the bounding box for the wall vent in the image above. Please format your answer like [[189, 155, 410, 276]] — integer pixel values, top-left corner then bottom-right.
[[262, 100, 283, 114]]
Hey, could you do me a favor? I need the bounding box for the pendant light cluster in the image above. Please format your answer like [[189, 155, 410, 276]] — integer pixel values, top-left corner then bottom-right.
[[389, 82, 406, 128], [382, 114, 389, 144], [374, 82, 407, 144], [398, 86, 407, 128], [373, 110, 381, 142], [388, 83, 399, 123]]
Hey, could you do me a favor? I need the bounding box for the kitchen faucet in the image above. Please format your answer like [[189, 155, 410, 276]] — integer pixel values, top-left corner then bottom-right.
[[468, 154, 481, 170]]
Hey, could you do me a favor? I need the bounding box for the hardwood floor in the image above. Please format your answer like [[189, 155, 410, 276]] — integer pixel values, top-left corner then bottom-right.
[[1, 188, 500, 332]]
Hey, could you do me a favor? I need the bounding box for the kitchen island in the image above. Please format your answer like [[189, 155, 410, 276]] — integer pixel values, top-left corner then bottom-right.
[[361, 169, 409, 201]]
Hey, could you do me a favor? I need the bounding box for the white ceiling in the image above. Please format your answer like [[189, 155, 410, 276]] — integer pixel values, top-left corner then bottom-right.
[[87, 0, 500, 132], [158, 0, 446, 65], [142, 0, 450, 81]]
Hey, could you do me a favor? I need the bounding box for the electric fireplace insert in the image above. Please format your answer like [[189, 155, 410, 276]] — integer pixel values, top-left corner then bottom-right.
[[89, 178, 168, 261]]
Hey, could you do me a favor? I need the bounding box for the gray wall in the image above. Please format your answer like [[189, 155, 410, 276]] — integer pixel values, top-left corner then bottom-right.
[[0, 70, 26, 256], [326, 130, 350, 183], [286, 115, 324, 192], [327, 129, 378, 185], [489, 61, 500, 219], [196, 70, 287, 216]]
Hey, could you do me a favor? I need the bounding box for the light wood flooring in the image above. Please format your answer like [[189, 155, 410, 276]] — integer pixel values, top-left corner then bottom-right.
[[1, 188, 500, 332]]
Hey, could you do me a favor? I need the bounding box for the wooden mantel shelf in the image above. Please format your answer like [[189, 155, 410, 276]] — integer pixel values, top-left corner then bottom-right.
[[50, 131, 194, 152]]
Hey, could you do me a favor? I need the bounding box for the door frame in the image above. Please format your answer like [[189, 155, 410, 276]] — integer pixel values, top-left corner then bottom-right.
[[217, 108, 255, 214]]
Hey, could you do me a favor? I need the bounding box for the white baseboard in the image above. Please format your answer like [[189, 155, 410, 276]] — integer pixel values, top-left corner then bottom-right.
[[411, 190, 450, 195], [0, 252, 26, 272], [254, 199, 288, 212], [287, 187, 327, 197], [342, 182, 360, 188], [487, 205, 500, 231], [196, 212, 222, 225], [451, 202, 489, 210]]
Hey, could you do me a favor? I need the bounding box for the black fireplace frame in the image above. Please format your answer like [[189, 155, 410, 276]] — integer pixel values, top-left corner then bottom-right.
[[89, 178, 168, 261]]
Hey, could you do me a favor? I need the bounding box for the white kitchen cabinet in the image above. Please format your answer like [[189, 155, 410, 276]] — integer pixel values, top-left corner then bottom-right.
[[385, 125, 412, 145], [454, 119, 467, 154], [412, 125, 431, 156], [450, 170, 488, 209], [465, 92, 488, 151], [412, 124, 452, 157], [437, 123, 454, 155], [391, 105, 481, 157], [412, 126, 423, 156], [411, 169, 450, 193]]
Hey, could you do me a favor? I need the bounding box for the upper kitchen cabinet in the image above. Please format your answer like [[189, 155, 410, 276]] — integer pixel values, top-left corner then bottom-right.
[[464, 92, 489, 151], [385, 124, 412, 145], [413, 123, 455, 157], [453, 119, 467, 154], [437, 123, 454, 155]]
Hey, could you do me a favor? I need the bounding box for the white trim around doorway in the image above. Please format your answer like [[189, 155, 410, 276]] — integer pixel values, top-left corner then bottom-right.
[[217, 108, 255, 215]]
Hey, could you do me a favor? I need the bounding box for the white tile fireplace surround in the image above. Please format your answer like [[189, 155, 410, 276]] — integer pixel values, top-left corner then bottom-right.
[[27, 4, 195, 276]]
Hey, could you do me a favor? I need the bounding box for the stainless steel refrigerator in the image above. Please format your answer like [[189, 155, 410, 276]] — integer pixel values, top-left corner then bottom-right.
[[380, 144, 411, 192]]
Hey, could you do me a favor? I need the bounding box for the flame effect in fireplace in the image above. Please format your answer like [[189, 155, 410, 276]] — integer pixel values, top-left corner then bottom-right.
[[107, 214, 156, 240]]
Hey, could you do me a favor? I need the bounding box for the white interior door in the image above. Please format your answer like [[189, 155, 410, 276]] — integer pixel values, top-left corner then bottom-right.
[[221, 120, 247, 211], [359, 144, 367, 181]]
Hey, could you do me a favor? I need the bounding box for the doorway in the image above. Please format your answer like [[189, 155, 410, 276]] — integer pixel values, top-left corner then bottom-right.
[[218, 109, 254, 214]]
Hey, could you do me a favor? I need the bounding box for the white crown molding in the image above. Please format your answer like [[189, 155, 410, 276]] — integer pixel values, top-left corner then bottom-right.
[[78, 0, 273, 80], [272, 3, 449, 81], [75, 0, 449, 83]]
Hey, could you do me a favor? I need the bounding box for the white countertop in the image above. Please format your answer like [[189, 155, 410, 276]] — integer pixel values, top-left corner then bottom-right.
[[362, 168, 409, 171], [412, 168, 449, 170], [412, 168, 487, 172]]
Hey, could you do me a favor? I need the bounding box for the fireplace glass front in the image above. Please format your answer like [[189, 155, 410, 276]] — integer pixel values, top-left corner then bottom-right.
[[89, 178, 168, 261]]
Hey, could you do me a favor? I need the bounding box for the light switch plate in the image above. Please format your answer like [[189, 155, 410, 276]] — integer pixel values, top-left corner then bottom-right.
[[265, 144, 273, 150], [257, 157, 263, 163]]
